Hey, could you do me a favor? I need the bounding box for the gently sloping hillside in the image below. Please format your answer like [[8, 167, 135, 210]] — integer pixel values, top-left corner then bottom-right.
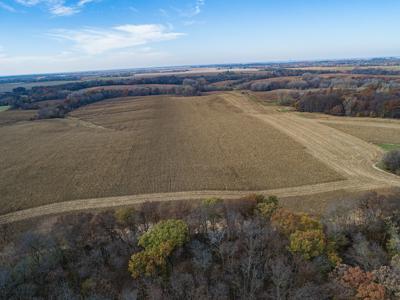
[[0, 94, 341, 214], [3, 92, 400, 224]]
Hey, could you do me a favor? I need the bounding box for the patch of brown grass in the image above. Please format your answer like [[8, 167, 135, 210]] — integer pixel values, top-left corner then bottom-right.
[[322, 122, 400, 145], [0, 109, 37, 126]]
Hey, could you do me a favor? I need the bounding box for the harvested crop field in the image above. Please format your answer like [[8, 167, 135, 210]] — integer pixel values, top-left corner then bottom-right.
[[0, 94, 342, 214], [319, 120, 400, 145], [0, 109, 36, 126]]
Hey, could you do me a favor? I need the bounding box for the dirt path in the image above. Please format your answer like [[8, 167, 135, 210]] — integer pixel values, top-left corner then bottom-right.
[[1, 92, 400, 224], [0, 179, 387, 224]]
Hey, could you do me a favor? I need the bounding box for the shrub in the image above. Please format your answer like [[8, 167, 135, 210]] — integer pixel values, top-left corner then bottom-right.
[[327, 249, 343, 266], [272, 209, 341, 264], [256, 202, 279, 218], [37, 105, 67, 119], [289, 229, 326, 260], [326, 239, 343, 266], [334, 265, 386, 299], [346, 233, 388, 271], [391, 254, 400, 271], [373, 266, 400, 297], [277, 92, 296, 106], [128, 242, 174, 278], [385, 218, 400, 257], [242, 193, 266, 204], [299, 214, 323, 232], [356, 282, 386, 300], [271, 208, 300, 235], [381, 150, 400, 174], [114, 207, 136, 227], [330, 104, 345, 116], [255, 195, 279, 218], [271, 209, 322, 235], [138, 219, 189, 250], [199, 198, 224, 232], [202, 197, 223, 207]]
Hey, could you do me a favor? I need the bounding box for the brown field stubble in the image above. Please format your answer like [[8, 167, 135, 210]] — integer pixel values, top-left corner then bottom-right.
[[0, 94, 342, 214]]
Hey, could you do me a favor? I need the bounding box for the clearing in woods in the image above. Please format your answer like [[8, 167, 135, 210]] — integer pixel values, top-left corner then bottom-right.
[[2, 92, 400, 224]]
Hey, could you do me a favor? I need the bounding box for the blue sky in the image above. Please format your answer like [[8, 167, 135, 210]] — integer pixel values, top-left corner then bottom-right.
[[0, 0, 399, 75]]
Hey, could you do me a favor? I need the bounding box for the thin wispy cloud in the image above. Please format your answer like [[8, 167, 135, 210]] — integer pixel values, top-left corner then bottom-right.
[[193, 0, 205, 16], [183, 20, 205, 26], [178, 0, 205, 18], [14, 0, 97, 16], [129, 6, 138, 13], [50, 4, 79, 16], [0, 47, 171, 75], [77, 0, 96, 7], [50, 24, 185, 54], [158, 8, 169, 18], [160, 0, 205, 20], [0, 1, 16, 12], [15, 0, 40, 5]]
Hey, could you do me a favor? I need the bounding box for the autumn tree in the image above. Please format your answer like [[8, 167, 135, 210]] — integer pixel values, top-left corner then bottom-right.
[[128, 219, 189, 278]]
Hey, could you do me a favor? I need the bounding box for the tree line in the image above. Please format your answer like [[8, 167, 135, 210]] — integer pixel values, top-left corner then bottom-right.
[[2, 69, 400, 120]]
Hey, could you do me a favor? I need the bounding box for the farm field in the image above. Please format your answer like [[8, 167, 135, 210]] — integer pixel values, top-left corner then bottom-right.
[[0, 109, 36, 126], [299, 114, 400, 146], [0, 80, 80, 92], [290, 65, 400, 71], [322, 122, 400, 145], [0, 93, 342, 215], [3, 92, 400, 224]]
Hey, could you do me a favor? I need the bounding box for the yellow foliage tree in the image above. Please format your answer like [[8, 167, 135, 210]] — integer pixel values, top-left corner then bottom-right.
[[289, 229, 326, 260], [128, 219, 189, 279]]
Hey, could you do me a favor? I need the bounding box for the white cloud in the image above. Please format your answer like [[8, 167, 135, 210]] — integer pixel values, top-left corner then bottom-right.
[[193, 0, 205, 16], [0, 49, 172, 76], [0, 1, 16, 11], [77, 0, 95, 6], [50, 24, 184, 54], [15, 0, 40, 6], [49, 4, 79, 16], [178, 0, 205, 18], [14, 0, 96, 16]]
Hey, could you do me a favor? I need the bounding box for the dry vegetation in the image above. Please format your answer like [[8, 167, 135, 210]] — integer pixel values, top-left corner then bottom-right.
[[0, 109, 36, 126], [291, 65, 400, 71], [295, 113, 400, 146], [0, 80, 80, 93], [0, 94, 341, 214], [322, 122, 400, 145], [292, 110, 400, 147]]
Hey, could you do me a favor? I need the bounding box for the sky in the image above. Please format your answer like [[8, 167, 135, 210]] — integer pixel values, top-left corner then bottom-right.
[[0, 0, 399, 76]]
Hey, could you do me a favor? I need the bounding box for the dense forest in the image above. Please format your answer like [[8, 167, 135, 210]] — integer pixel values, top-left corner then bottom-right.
[[1, 193, 400, 299]]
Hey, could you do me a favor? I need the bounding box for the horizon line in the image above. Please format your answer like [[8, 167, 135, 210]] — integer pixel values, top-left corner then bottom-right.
[[1, 55, 399, 79]]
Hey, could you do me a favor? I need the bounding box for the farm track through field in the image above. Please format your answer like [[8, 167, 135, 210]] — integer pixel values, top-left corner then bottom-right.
[[1, 92, 400, 224]]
